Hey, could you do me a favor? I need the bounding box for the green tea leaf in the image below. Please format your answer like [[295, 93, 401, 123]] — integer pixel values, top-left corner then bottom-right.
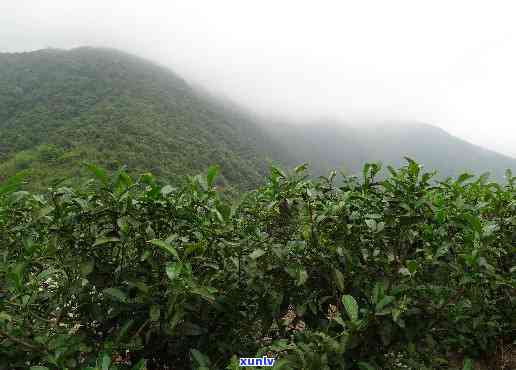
[[103, 288, 127, 303], [101, 353, 111, 370], [376, 295, 395, 312], [333, 268, 345, 292], [457, 173, 474, 184], [93, 237, 120, 247], [80, 260, 95, 276], [190, 285, 216, 302], [166, 262, 182, 281], [131, 359, 147, 370], [206, 165, 219, 187], [161, 185, 174, 196], [85, 163, 108, 184], [371, 282, 384, 305], [191, 348, 211, 367], [148, 239, 180, 260], [342, 294, 359, 321], [462, 358, 474, 370], [357, 362, 376, 370], [249, 248, 266, 260]]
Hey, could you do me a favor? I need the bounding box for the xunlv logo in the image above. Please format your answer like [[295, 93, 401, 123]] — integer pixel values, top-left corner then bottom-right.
[[239, 356, 276, 367]]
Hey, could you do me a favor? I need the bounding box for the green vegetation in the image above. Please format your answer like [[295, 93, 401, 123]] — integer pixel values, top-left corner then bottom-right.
[[2, 47, 515, 193], [1, 161, 514, 369], [0, 47, 283, 190], [264, 121, 516, 181], [1, 46, 515, 369]]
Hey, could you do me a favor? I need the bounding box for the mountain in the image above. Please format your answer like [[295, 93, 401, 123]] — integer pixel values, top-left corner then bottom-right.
[[0, 46, 514, 189], [262, 119, 516, 181], [0, 47, 285, 190]]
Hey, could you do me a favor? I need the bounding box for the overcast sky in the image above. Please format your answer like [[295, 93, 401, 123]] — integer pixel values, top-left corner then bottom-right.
[[1, 0, 515, 157]]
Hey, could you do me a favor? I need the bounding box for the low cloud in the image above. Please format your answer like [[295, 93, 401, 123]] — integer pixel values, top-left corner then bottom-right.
[[1, 0, 515, 157]]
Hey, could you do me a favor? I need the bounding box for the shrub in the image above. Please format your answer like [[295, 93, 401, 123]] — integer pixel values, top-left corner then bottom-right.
[[0, 161, 514, 369]]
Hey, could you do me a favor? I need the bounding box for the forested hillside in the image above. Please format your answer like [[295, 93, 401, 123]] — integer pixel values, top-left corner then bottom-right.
[[263, 120, 516, 181], [0, 47, 285, 190], [1, 47, 515, 190]]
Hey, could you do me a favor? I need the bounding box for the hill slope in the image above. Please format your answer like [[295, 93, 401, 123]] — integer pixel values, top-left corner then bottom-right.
[[0, 47, 284, 189], [263, 119, 516, 180], [1, 46, 514, 188]]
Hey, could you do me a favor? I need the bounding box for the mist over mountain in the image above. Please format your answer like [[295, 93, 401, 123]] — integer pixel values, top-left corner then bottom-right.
[[0, 47, 514, 189], [264, 119, 516, 180]]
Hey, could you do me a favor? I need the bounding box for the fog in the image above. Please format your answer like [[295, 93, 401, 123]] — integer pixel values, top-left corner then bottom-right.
[[1, 0, 516, 158]]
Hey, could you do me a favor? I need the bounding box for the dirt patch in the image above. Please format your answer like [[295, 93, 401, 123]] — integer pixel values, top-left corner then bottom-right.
[[448, 341, 516, 370], [491, 341, 516, 370]]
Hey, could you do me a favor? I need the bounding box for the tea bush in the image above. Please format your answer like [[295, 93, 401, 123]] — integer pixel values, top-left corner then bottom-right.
[[0, 160, 514, 369]]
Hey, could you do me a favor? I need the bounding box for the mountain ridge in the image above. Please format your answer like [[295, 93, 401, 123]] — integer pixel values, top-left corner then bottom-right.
[[0, 46, 284, 189], [0, 46, 514, 188], [261, 118, 516, 180]]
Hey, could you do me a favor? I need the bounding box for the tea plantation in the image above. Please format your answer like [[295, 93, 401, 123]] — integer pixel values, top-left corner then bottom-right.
[[0, 160, 514, 369]]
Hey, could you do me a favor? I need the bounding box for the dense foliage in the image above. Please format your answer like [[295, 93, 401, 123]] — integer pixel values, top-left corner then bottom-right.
[[0, 47, 283, 190], [1, 160, 514, 369], [2, 47, 515, 192]]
